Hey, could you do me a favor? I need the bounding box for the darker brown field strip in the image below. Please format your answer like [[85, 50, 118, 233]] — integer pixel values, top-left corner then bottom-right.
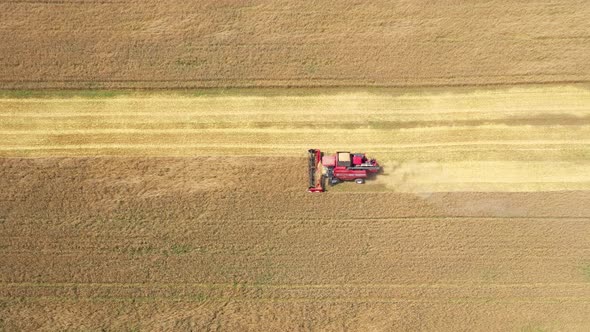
[[1, 1, 589, 89], [3, 296, 590, 305]]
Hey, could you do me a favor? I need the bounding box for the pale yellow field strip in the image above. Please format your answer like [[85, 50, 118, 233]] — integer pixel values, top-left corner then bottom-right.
[[1, 84, 589, 192]]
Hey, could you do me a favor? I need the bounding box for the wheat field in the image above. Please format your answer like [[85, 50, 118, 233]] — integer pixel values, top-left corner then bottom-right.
[[0, 0, 589, 88], [2, 155, 590, 330], [2, 0, 590, 330], [1, 85, 590, 330]]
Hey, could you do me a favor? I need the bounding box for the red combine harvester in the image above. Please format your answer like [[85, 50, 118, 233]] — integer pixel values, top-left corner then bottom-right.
[[308, 149, 381, 192]]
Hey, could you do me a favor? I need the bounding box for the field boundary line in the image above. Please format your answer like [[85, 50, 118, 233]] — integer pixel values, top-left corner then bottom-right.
[[1, 295, 590, 305]]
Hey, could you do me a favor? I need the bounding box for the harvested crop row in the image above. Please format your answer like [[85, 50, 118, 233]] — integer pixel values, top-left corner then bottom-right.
[[1, 85, 589, 192]]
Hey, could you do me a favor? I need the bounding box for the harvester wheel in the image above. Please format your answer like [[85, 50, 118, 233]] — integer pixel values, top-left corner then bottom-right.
[[355, 178, 365, 184]]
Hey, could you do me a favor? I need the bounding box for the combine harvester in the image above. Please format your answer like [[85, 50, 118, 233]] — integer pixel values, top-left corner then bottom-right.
[[308, 149, 381, 192]]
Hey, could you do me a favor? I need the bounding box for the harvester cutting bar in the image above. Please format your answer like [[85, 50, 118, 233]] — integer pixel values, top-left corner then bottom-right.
[[308, 149, 324, 192]]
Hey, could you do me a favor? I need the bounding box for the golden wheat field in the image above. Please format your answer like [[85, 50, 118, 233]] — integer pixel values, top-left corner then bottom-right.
[[2, 0, 590, 330], [0, 0, 589, 88], [1, 85, 590, 330]]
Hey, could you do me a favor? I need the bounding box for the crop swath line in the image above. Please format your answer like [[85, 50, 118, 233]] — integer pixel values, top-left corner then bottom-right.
[[1, 295, 589, 305], [3, 140, 590, 149], [0, 73, 586, 82], [3, 281, 590, 289], [4, 216, 589, 221]]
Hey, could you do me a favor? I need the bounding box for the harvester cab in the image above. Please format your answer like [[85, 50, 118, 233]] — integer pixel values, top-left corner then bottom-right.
[[307, 149, 381, 192]]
